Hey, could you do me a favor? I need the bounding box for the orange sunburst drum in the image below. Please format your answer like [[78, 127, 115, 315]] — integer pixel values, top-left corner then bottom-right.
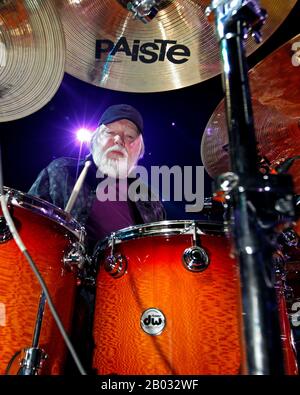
[[0, 188, 85, 375], [92, 220, 243, 375]]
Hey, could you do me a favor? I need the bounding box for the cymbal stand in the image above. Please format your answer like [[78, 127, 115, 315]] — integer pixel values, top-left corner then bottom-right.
[[17, 292, 47, 375], [206, 0, 296, 374]]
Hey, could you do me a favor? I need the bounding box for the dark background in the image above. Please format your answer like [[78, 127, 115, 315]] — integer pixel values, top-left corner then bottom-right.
[[1, 1, 299, 220]]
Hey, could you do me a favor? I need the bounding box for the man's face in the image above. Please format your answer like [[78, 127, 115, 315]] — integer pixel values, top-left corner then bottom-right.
[[91, 118, 142, 178]]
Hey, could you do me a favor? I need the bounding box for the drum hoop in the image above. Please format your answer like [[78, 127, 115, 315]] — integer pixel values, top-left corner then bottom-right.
[[3, 187, 84, 239], [94, 220, 226, 254]]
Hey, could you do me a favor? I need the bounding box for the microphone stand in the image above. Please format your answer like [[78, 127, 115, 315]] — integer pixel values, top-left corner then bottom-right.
[[207, 0, 295, 374]]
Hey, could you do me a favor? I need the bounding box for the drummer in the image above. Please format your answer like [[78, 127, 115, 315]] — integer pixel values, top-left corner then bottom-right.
[[29, 103, 166, 247], [29, 104, 166, 373]]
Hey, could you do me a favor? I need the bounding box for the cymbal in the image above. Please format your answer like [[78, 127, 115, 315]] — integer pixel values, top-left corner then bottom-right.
[[201, 34, 300, 194], [54, 0, 297, 92], [0, 0, 65, 122]]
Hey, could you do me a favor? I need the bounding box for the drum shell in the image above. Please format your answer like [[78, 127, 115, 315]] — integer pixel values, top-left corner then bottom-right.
[[273, 219, 300, 374], [92, 229, 243, 375], [285, 260, 300, 369], [0, 204, 79, 375]]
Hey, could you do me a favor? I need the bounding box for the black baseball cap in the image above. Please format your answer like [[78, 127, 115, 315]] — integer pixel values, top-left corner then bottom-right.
[[98, 104, 143, 134]]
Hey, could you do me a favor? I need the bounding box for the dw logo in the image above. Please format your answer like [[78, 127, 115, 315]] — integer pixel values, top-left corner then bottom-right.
[[141, 308, 166, 336], [143, 315, 162, 326], [291, 42, 300, 67]]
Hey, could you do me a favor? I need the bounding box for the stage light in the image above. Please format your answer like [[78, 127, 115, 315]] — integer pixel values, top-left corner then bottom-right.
[[76, 128, 92, 143]]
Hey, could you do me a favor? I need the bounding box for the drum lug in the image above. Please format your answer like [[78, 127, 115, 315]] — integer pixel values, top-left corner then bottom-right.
[[0, 216, 12, 243], [105, 254, 127, 278], [182, 221, 210, 272], [182, 246, 210, 272], [104, 232, 127, 278], [63, 242, 86, 271], [18, 347, 47, 375], [0, 197, 14, 243]]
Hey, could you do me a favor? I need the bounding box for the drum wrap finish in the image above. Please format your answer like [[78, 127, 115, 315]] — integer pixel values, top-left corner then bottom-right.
[[0, 195, 81, 375], [93, 224, 243, 374]]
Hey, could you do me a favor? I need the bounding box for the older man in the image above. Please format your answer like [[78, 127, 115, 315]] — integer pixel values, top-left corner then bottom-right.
[[29, 104, 166, 245], [29, 104, 166, 373]]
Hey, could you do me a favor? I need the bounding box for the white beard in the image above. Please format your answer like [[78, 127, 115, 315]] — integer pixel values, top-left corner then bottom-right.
[[93, 145, 130, 178], [99, 157, 129, 178]]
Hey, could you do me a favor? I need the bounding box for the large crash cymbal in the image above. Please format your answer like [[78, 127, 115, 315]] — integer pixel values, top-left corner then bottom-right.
[[201, 34, 300, 193], [54, 0, 297, 92], [0, 0, 65, 122]]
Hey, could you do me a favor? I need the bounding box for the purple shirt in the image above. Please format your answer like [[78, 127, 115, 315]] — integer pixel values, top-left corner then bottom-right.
[[85, 179, 138, 242]]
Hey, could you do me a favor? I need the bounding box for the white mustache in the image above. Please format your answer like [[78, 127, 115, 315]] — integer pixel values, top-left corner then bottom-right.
[[105, 145, 128, 158]]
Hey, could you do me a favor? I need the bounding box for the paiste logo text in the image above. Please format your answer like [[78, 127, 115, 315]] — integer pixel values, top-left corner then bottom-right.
[[95, 37, 191, 64]]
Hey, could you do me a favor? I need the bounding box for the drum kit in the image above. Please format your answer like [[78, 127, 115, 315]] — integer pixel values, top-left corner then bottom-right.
[[0, 0, 300, 376]]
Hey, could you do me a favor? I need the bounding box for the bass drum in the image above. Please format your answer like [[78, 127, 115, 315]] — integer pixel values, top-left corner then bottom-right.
[[0, 188, 85, 375], [92, 220, 243, 375]]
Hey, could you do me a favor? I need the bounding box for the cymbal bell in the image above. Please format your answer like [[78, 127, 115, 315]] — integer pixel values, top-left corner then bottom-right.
[[55, 0, 297, 92], [201, 34, 300, 194], [0, 0, 65, 122]]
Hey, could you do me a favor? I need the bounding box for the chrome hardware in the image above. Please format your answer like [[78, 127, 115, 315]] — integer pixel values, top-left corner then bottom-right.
[[182, 221, 210, 272], [127, 0, 162, 23], [103, 232, 127, 278], [79, 226, 86, 244], [18, 347, 47, 375], [211, 172, 240, 214], [110, 232, 116, 256], [217, 172, 239, 194], [63, 242, 86, 271], [191, 221, 198, 245], [104, 254, 127, 278], [0, 216, 12, 243], [206, 0, 267, 43], [182, 246, 210, 272], [93, 221, 225, 259]]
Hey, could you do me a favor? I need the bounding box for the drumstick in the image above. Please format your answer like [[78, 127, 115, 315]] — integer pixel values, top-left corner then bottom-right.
[[65, 160, 92, 213]]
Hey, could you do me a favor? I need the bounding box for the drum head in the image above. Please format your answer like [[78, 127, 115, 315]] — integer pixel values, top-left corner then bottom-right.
[[3, 187, 84, 239], [93, 220, 226, 257]]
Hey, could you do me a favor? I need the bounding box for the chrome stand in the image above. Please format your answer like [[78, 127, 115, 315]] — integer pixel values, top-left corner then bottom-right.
[[207, 0, 295, 374], [18, 347, 47, 375], [18, 292, 47, 375]]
